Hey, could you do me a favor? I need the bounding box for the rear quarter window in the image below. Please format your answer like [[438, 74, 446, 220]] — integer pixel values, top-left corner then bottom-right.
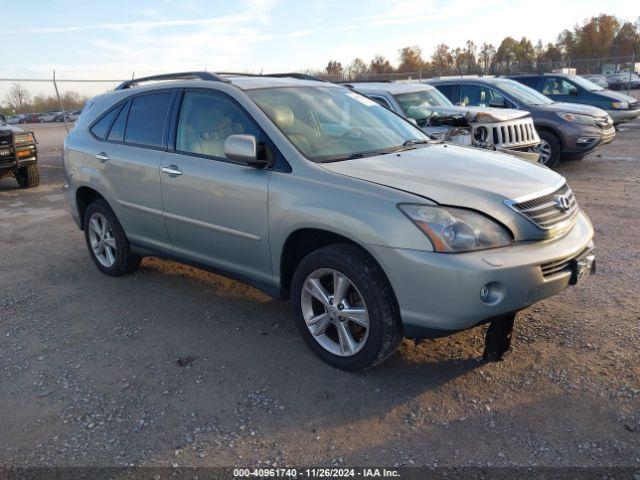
[[124, 92, 173, 148], [90, 106, 120, 140]]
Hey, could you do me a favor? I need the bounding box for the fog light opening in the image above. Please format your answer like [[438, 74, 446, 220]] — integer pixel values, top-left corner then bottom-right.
[[479, 282, 505, 305]]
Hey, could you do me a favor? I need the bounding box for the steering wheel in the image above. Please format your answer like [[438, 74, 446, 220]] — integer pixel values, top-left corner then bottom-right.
[[341, 127, 364, 139]]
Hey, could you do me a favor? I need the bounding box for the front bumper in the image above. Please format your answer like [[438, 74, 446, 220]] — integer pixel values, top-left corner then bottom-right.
[[562, 123, 615, 155], [606, 108, 640, 124], [370, 210, 594, 337]]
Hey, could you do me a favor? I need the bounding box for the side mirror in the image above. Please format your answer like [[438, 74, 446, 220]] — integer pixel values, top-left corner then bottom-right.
[[455, 101, 466, 107], [224, 135, 268, 168], [569, 88, 579, 96], [488, 98, 506, 108]]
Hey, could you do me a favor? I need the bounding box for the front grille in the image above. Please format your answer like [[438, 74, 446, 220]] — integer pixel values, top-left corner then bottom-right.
[[491, 119, 539, 148], [509, 183, 579, 231], [540, 247, 589, 278], [595, 116, 613, 130], [0, 133, 11, 147]]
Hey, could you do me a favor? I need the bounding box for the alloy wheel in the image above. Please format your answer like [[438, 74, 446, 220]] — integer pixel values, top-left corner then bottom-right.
[[87, 212, 117, 268], [538, 139, 552, 165], [300, 268, 370, 357]]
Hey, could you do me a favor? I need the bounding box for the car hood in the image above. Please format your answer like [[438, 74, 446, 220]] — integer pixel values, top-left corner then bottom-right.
[[0, 124, 24, 133], [320, 143, 564, 240], [429, 105, 530, 122], [596, 89, 638, 104], [533, 102, 608, 117]]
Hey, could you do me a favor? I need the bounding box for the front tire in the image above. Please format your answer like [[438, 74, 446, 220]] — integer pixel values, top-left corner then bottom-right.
[[15, 164, 40, 188], [537, 130, 561, 168], [291, 244, 401, 371], [83, 200, 141, 276]]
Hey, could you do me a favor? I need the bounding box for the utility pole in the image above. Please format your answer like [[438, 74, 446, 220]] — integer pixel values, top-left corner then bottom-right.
[[52, 70, 69, 134], [628, 52, 634, 97]]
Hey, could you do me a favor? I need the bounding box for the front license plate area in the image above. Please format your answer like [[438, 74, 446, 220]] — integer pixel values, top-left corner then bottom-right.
[[569, 250, 595, 285]]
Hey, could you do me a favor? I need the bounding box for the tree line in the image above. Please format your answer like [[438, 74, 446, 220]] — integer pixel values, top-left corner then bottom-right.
[[2, 83, 88, 116], [310, 14, 640, 79]]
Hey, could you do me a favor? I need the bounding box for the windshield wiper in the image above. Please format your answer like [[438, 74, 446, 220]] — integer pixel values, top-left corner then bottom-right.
[[402, 139, 430, 146], [393, 138, 432, 152], [320, 150, 392, 163]]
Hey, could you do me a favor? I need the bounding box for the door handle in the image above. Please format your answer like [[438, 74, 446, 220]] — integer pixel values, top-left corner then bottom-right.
[[95, 152, 109, 162], [161, 165, 183, 176]]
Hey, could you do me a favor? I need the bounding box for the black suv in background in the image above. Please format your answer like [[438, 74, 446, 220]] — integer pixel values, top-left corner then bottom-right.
[[426, 77, 616, 168]]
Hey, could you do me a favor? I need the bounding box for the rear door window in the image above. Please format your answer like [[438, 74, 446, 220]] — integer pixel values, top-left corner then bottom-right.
[[433, 84, 457, 103], [124, 92, 173, 148], [516, 77, 539, 89], [541, 78, 577, 95]]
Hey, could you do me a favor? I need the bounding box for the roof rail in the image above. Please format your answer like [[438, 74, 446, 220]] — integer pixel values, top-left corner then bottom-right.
[[115, 71, 230, 90], [266, 73, 327, 82], [217, 72, 327, 82]]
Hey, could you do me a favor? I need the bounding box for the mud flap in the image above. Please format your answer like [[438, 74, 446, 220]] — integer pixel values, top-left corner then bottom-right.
[[482, 313, 516, 362]]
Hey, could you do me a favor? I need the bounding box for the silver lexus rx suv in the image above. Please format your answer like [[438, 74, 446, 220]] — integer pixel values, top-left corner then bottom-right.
[[63, 72, 595, 370]]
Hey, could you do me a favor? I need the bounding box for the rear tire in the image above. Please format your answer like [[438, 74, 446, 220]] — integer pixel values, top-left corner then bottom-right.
[[83, 200, 142, 276], [15, 164, 40, 188], [291, 244, 401, 371], [537, 130, 561, 168]]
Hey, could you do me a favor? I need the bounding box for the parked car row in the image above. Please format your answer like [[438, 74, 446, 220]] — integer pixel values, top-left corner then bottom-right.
[[4, 110, 82, 124], [63, 71, 597, 370]]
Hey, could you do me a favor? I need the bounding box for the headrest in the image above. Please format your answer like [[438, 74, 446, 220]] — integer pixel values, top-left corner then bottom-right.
[[271, 106, 295, 129]]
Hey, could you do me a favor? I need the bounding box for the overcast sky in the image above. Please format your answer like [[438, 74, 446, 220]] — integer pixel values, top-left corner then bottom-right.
[[2, 0, 638, 98]]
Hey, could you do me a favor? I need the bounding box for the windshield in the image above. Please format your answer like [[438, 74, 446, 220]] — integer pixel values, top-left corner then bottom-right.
[[394, 88, 452, 110], [494, 79, 554, 106], [247, 86, 430, 162], [570, 75, 604, 91]]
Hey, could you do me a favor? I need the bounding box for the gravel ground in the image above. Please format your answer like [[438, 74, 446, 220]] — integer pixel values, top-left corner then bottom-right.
[[0, 121, 639, 469]]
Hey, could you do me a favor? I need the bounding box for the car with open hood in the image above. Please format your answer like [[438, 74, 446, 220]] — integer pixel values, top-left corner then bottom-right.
[[346, 82, 540, 162], [63, 72, 595, 370], [426, 77, 615, 168], [508, 73, 640, 125]]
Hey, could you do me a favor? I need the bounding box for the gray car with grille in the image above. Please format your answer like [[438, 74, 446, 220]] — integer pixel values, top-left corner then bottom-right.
[[63, 72, 595, 370]]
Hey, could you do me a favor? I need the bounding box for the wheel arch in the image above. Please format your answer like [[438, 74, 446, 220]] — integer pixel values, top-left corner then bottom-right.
[[278, 228, 399, 310], [75, 186, 109, 229], [535, 124, 564, 151]]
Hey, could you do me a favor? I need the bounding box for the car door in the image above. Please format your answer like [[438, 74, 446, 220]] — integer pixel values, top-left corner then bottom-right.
[[160, 89, 272, 285], [90, 91, 174, 252]]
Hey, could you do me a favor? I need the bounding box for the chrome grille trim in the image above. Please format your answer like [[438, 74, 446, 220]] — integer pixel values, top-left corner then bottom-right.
[[505, 180, 580, 233], [540, 247, 590, 278], [490, 118, 540, 149]]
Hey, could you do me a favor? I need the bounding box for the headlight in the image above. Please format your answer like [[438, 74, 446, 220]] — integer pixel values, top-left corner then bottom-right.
[[399, 204, 513, 252], [555, 112, 598, 125], [611, 101, 629, 110], [14, 133, 35, 146]]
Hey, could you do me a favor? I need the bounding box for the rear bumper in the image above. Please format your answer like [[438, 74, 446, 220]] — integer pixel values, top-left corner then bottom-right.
[[370, 211, 594, 337]]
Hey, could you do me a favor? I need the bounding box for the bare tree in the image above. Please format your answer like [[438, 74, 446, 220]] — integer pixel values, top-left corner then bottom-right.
[[5, 82, 31, 114]]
